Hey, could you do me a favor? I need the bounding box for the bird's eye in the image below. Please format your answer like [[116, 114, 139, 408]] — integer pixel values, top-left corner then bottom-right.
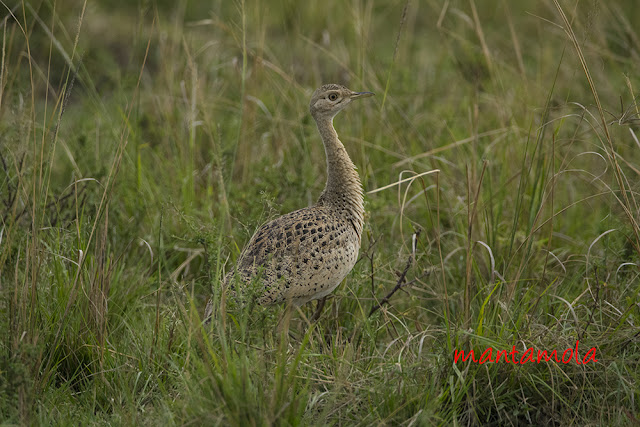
[[328, 93, 338, 101]]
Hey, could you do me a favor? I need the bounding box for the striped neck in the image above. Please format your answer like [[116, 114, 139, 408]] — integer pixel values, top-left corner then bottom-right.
[[314, 116, 364, 241]]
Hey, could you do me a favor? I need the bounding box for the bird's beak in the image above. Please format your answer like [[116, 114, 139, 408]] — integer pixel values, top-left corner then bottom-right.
[[350, 91, 375, 99]]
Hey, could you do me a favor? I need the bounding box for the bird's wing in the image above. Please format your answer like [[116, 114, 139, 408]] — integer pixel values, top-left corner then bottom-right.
[[234, 206, 331, 273]]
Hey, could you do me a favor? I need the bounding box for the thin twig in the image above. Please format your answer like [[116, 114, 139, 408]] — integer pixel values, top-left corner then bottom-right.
[[369, 229, 422, 317], [357, 233, 379, 297], [579, 266, 600, 343]]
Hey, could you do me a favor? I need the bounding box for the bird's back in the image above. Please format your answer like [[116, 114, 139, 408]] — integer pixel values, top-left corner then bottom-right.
[[227, 202, 361, 306]]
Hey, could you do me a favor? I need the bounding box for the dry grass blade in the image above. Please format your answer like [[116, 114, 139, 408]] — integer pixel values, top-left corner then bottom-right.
[[380, 0, 410, 111], [367, 169, 439, 195], [393, 128, 508, 167], [553, 0, 640, 254], [465, 160, 487, 324]]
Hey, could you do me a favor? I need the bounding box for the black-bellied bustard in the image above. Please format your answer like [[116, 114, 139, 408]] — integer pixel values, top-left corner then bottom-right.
[[205, 84, 373, 322]]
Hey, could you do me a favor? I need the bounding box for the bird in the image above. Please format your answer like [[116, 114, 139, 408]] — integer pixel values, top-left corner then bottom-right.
[[204, 84, 373, 323]]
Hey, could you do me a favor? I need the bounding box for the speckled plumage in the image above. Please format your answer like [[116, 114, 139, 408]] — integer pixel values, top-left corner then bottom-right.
[[205, 84, 373, 320]]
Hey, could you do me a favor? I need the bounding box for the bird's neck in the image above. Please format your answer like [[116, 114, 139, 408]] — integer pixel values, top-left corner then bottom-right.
[[314, 116, 364, 241]]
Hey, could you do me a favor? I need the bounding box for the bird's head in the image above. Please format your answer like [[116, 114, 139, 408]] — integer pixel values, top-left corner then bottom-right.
[[309, 84, 374, 120]]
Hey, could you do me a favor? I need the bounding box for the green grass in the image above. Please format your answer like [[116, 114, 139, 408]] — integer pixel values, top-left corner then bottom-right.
[[2, 0, 640, 424]]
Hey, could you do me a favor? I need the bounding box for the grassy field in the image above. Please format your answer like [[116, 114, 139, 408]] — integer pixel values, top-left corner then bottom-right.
[[2, 0, 640, 424]]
